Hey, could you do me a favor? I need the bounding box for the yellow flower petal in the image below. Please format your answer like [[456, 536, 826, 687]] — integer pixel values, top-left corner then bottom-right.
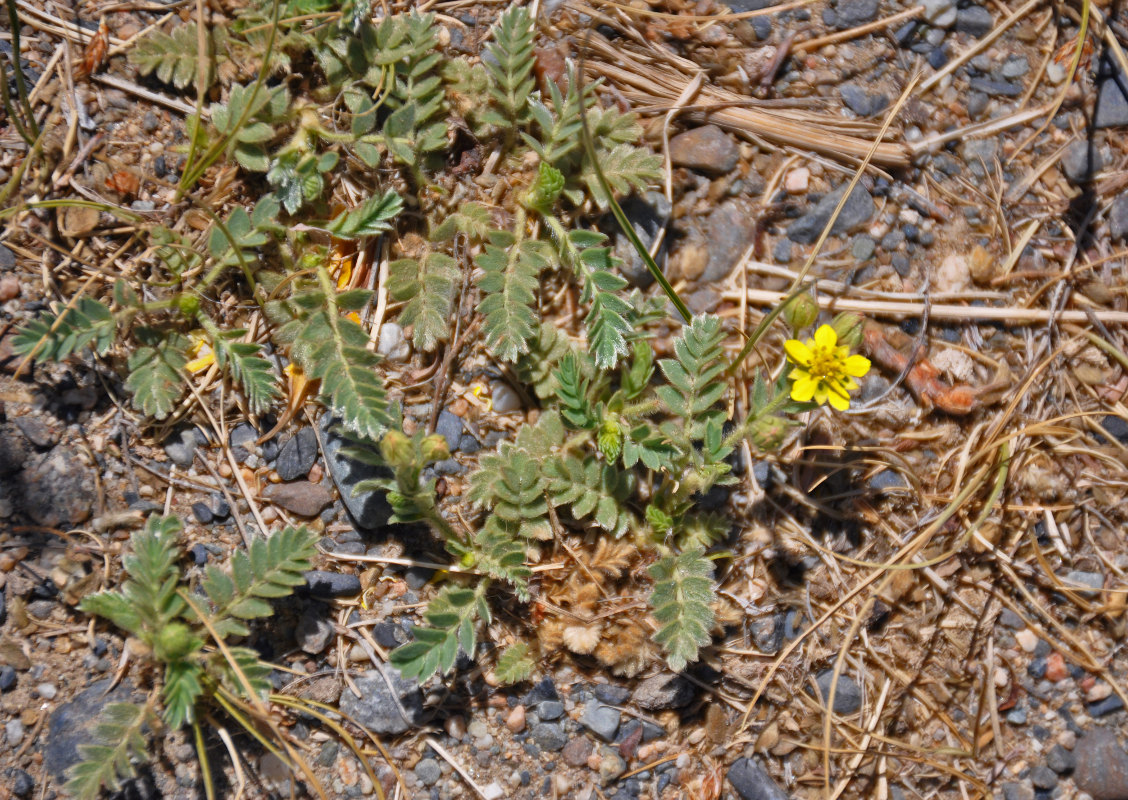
[[814, 324, 837, 349], [844, 354, 871, 377], [186, 351, 215, 373], [791, 375, 817, 402], [784, 338, 813, 365], [827, 387, 850, 411]]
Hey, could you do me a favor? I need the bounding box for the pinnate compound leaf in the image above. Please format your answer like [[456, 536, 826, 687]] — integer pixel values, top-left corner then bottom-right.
[[648, 548, 715, 672], [476, 232, 549, 362], [125, 329, 190, 420], [495, 642, 535, 685], [389, 585, 488, 680], [13, 297, 115, 363], [208, 330, 279, 416], [323, 191, 403, 239], [389, 251, 459, 352], [65, 702, 152, 800]]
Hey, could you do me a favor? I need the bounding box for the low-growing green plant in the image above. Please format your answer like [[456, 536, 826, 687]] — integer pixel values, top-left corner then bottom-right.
[[70, 515, 320, 800]]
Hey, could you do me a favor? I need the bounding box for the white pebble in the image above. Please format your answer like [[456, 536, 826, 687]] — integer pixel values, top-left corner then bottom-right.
[[1015, 628, 1039, 653]]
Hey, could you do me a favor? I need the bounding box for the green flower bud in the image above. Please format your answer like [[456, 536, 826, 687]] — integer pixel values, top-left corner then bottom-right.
[[782, 293, 818, 332], [176, 293, 200, 318], [645, 504, 674, 534], [379, 429, 412, 466], [830, 312, 864, 349], [524, 162, 565, 211], [420, 434, 450, 463], [597, 417, 623, 462], [154, 622, 197, 662], [748, 415, 792, 451]]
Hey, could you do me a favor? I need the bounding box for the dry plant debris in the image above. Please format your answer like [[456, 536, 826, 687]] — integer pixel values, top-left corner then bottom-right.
[[1, 0, 1128, 799]]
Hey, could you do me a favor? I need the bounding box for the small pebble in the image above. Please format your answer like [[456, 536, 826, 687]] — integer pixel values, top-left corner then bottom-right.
[[37, 682, 57, 700], [1015, 629, 1039, 653], [506, 705, 526, 734]]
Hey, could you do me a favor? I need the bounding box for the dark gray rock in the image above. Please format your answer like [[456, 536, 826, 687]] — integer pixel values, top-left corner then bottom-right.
[[998, 609, 1024, 629], [632, 674, 695, 710], [14, 417, 56, 449], [594, 684, 632, 705], [787, 184, 875, 245], [1062, 141, 1102, 184], [1029, 765, 1057, 790], [834, 0, 878, 28], [45, 679, 140, 782], [337, 669, 425, 735], [0, 245, 14, 270], [404, 567, 434, 590], [304, 570, 361, 598], [725, 0, 772, 10], [728, 758, 790, 800], [190, 543, 209, 565], [1075, 729, 1128, 800], [7, 768, 33, 798], [669, 125, 739, 174], [229, 422, 258, 462], [296, 609, 334, 654], [19, 446, 94, 528], [1101, 414, 1128, 444], [1046, 743, 1076, 774], [319, 414, 393, 530], [276, 428, 318, 481], [613, 192, 671, 289], [702, 200, 756, 282], [1088, 694, 1126, 717], [813, 670, 863, 713], [955, 5, 993, 36], [191, 502, 213, 525], [1063, 570, 1104, 597], [262, 481, 332, 517], [530, 722, 567, 751], [840, 85, 886, 116], [1110, 194, 1128, 240], [968, 77, 1021, 97], [1095, 58, 1128, 129], [967, 91, 990, 118], [868, 470, 908, 492], [435, 410, 464, 452], [581, 702, 621, 742], [538, 700, 565, 720], [523, 676, 559, 707], [0, 666, 16, 691]]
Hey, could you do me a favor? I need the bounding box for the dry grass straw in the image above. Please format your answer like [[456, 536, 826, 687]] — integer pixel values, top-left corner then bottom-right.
[[577, 26, 911, 168]]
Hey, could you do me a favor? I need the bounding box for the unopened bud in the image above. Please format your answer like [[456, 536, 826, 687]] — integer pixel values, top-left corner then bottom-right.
[[379, 429, 412, 466], [830, 312, 864, 349], [420, 434, 450, 463], [782, 293, 818, 332]]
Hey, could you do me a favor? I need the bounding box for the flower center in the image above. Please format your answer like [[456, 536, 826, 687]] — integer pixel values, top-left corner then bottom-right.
[[808, 343, 840, 381]]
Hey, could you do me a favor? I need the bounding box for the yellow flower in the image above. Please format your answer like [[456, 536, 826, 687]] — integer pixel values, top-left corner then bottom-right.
[[185, 332, 215, 373], [784, 324, 871, 411]]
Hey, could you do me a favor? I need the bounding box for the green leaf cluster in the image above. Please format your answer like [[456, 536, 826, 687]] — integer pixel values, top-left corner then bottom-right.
[[389, 584, 490, 680], [12, 297, 115, 363], [648, 548, 716, 671], [476, 230, 551, 362], [480, 6, 536, 129], [64, 702, 154, 800]]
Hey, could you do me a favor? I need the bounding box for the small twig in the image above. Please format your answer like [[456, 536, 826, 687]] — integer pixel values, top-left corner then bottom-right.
[[424, 737, 491, 799]]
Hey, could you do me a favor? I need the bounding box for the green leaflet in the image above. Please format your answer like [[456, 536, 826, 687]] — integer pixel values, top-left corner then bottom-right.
[[648, 548, 716, 672]]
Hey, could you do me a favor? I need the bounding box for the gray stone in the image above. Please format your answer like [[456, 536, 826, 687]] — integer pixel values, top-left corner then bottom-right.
[[538, 700, 565, 720], [1001, 56, 1030, 79], [0, 245, 13, 270], [921, 0, 956, 27], [632, 674, 695, 710], [338, 669, 424, 735], [613, 191, 671, 289], [435, 410, 464, 452], [8, 768, 33, 798], [813, 670, 863, 714], [835, 0, 878, 28], [14, 417, 56, 449], [968, 77, 1021, 97], [580, 702, 621, 742], [304, 570, 361, 598], [840, 85, 886, 117], [851, 235, 876, 261], [594, 684, 632, 705], [36, 683, 57, 700], [530, 722, 567, 751], [787, 184, 874, 245], [1062, 570, 1104, 597], [296, 609, 334, 654], [702, 200, 756, 282], [1029, 765, 1057, 790], [1088, 695, 1126, 716], [955, 5, 993, 36], [1061, 141, 1103, 184], [19, 446, 94, 528], [1075, 729, 1128, 800], [960, 138, 998, 172], [262, 481, 332, 517], [45, 679, 139, 781], [522, 676, 559, 707], [1110, 194, 1128, 240], [998, 609, 1024, 629], [319, 414, 393, 530], [229, 422, 258, 462], [598, 747, 626, 785], [5, 719, 24, 746], [414, 758, 441, 786], [728, 758, 790, 800], [868, 470, 908, 491], [0, 666, 15, 691], [276, 428, 318, 481], [1046, 743, 1076, 774], [1095, 58, 1128, 129], [489, 381, 522, 413], [669, 125, 739, 174], [967, 91, 990, 118]]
